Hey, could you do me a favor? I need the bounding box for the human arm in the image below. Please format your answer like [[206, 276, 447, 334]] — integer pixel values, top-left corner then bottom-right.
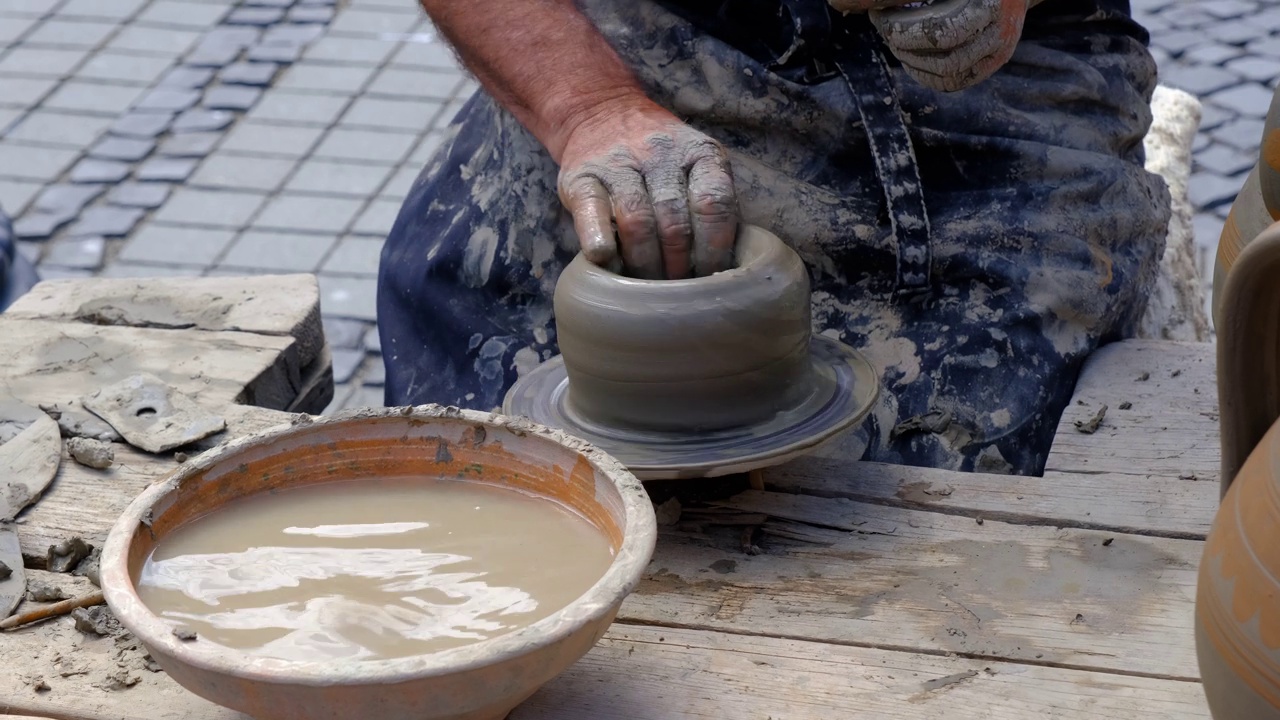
[[418, 0, 738, 279]]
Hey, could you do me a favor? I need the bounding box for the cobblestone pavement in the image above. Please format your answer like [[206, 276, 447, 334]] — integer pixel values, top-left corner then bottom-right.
[[0, 0, 1275, 413]]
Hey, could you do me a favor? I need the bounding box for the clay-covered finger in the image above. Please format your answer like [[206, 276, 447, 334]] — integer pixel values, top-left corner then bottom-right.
[[606, 168, 665, 279], [687, 153, 738, 276], [559, 174, 618, 268], [643, 144, 695, 279]]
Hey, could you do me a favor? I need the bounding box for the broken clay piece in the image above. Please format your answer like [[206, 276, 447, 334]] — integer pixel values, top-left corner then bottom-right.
[[40, 401, 122, 442], [48, 537, 93, 573], [71, 605, 113, 636], [66, 437, 114, 469], [27, 580, 70, 602], [0, 528, 25, 618], [0, 410, 62, 522], [172, 626, 197, 641], [82, 373, 225, 454]]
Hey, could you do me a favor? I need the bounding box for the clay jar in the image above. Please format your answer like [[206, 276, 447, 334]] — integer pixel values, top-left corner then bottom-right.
[[553, 225, 815, 433], [1196, 221, 1280, 720]]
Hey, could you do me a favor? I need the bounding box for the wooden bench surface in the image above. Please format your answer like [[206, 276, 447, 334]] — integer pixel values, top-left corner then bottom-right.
[[0, 278, 1217, 719]]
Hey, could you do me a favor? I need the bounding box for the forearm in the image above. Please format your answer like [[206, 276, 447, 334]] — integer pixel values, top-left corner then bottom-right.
[[420, 0, 649, 162]]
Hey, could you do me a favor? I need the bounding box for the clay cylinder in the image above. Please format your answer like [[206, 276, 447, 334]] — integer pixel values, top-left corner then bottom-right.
[[553, 225, 813, 432]]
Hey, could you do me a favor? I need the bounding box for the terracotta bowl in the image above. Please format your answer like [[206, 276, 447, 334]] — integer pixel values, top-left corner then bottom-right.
[[553, 224, 815, 432], [100, 406, 657, 720]]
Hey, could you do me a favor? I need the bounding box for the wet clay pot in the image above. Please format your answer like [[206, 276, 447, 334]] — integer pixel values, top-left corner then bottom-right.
[[1196, 221, 1280, 719], [553, 224, 815, 432], [100, 406, 657, 720]]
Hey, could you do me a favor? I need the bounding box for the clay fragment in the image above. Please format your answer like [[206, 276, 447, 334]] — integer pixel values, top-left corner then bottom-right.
[[27, 580, 69, 602], [72, 606, 112, 636], [82, 373, 225, 454], [73, 546, 102, 587], [0, 529, 25, 618], [40, 402, 121, 442], [172, 626, 197, 641], [654, 497, 682, 526], [98, 668, 140, 691], [26, 675, 50, 692], [0, 395, 45, 444], [47, 537, 93, 573], [1074, 405, 1107, 434], [66, 437, 114, 469], [0, 409, 62, 522]]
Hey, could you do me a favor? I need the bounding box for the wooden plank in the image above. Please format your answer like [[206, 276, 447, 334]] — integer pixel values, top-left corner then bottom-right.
[[0, 620, 1209, 720], [11, 406, 295, 566], [619, 492, 1202, 680], [5, 275, 324, 369], [1045, 340, 1218, 482], [0, 318, 300, 412], [763, 457, 1218, 539]]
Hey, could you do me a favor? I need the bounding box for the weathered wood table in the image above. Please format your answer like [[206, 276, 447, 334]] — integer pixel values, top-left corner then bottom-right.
[[0, 275, 1218, 719]]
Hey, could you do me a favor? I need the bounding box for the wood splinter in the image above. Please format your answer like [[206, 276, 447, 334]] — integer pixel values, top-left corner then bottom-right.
[[0, 590, 105, 631]]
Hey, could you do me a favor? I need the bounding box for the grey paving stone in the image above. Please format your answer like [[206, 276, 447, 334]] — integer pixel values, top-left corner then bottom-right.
[[134, 87, 202, 113], [1157, 29, 1209, 54], [100, 262, 204, 278], [1192, 213, 1226, 249], [0, 46, 90, 76], [322, 383, 353, 414], [88, 135, 154, 162], [34, 266, 94, 280], [202, 25, 262, 48], [1211, 116, 1266, 151], [361, 358, 385, 386], [363, 325, 380, 353], [23, 18, 117, 47], [156, 131, 221, 158], [189, 153, 296, 191], [0, 142, 78, 181], [109, 111, 174, 138], [1201, 0, 1257, 20], [1160, 64, 1242, 96], [58, 0, 148, 21], [171, 108, 234, 132], [284, 158, 391, 196], [134, 156, 199, 182], [379, 166, 418, 200], [329, 348, 363, 384], [218, 119, 323, 156], [246, 40, 305, 64], [107, 181, 171, 208], [183, 39, 242, 67], [66, 205, 145, 237], [248, 90, 349, 125], [367, 66, 462, 100], [253, 194, 363, 233], [41, 235, 105, 269], [276, 62, 375, 93], [1180, 43, 1244, 66], [153, 187, 267, 227], [1208, 82, 1275, 115], [298, 0, 339, 6], [1196, 143, 1257, 176], [1198, 103, 1233, 132], [328, 7, 418, 35], [218, 229, 337, 271], [303, 35, 396, 65], [108, 25, 202, 56], [0, 107, 19, 134], [5, 110, 113, 147], [202, 84, 263, 110], [390, 40, 458, 70], [0, 15, 37, 44], [321, 316, 367, 348], [313, 127, 417, 164], [76, 51, 173, 85], [1225, 56, 1280, 84], [340, 385, 384, 411], [320, 235, 382, 275], [317, 274, 377, 320], [1207, 19, 1266, 45], [0, 179, 44, 216], [118, 222, 236, 265], [135, 0, 228, 28], [1192, 132, 1212, 153], [226, 7, 285, 25], [262, 23, 325, 44], [1189, 171, 1244, 209], [340, 96, 442, 132], [33, 183, 105, 215], [70, 158, 132, 183], [1159, 4, 1212, 29], [158, 65, 217, 89], [219, 61, 278, 86], [288, 6, 333, 23], [13, 212, 72, 240], [0, 77, 58, 109], [14, 240, 42, 264], [350, 198, 399, 236]]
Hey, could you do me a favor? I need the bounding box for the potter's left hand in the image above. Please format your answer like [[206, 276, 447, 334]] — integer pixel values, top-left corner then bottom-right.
[[870, 0, 1032, 93]]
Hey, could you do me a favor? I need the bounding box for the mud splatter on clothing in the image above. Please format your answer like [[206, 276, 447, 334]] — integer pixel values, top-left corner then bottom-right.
[[377, 0, 1170, 475]]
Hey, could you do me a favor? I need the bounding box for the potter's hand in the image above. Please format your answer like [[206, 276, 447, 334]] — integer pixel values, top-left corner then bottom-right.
[[557, 101, 738, 280], [827, 0, 932, 14], [870, 0, 1031, 93]]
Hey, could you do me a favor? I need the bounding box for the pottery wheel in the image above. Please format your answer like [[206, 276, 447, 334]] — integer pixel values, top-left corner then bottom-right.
[[503, 336, 879, 480]]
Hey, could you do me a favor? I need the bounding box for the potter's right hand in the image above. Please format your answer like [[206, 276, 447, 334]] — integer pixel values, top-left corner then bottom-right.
[[557, 100, 739, 280]]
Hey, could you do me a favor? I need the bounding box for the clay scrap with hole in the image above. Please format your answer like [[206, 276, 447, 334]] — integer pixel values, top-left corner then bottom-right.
[[0, 527, 25, 618], [0, 405, 61, 522], [81, 373, 224, 454]]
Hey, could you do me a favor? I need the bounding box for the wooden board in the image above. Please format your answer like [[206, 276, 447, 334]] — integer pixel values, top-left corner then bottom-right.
[[617, 491, 1202, 680], [0, 620, 1209, 720], [1044, 340, 1218, 482], [11, 406, 295, 566]]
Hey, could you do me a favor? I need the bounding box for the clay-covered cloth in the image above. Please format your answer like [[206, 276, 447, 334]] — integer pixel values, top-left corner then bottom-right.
[[377, 0, 1171, 475]]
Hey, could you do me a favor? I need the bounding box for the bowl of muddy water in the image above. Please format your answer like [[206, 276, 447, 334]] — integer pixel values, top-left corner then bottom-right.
[[100, 405, 657, 720]]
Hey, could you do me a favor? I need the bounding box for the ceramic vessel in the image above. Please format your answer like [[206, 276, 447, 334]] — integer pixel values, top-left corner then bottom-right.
[[100, 406, 657, 720], [1196, 221, 1280, 719], [554, 224, 816, 432]]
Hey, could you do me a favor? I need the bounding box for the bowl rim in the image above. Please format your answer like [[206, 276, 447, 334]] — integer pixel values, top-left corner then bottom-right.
[[100, 404, 658, 687]]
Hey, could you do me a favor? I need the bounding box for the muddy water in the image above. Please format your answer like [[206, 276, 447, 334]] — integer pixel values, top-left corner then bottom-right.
[[136, 478, 615, 662]]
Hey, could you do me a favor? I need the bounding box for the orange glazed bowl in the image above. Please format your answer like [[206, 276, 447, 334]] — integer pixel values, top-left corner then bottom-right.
[[100, 405, 657, 720]]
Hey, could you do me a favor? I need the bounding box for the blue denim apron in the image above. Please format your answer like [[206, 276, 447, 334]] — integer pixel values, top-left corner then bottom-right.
[[377, 0, 1170, 475]]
